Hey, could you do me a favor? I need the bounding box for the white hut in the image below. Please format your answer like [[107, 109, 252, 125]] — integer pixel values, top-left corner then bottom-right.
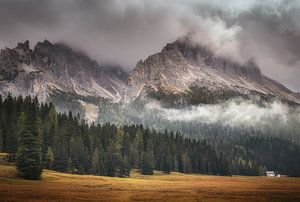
[[266, 171, 275, 177], [276, 174, 287, 177]]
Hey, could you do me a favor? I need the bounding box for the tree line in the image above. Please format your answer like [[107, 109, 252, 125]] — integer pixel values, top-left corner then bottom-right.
[[0, 94, 299, 179], [0, 94, 230, 179]]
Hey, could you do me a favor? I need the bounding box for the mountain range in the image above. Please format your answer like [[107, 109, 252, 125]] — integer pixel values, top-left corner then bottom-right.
[[0, 37, 299, 118]]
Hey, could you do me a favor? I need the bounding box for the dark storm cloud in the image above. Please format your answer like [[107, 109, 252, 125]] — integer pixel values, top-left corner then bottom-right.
[[0, 0, 299, 91]]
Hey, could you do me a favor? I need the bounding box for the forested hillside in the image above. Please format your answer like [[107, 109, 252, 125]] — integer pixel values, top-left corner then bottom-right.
[[0, 94, 299, 178]]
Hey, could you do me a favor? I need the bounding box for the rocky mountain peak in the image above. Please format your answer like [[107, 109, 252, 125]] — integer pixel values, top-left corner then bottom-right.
[[34, 39, 54, 49], [124, 37, 300, 104], [161, 37, 262, 79], [0, 40, 127, 106], [0, 40, 34, 81], [16, 40, 30, 51]]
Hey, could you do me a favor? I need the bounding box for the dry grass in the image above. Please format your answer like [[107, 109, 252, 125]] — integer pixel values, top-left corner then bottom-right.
[[0, 153, 299, 202]]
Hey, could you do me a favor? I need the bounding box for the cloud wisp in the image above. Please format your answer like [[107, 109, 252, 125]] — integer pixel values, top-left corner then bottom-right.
[[145, 99, 299, 127]]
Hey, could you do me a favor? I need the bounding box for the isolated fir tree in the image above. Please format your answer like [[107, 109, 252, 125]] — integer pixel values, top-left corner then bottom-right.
[[16, 106, 43, 180]]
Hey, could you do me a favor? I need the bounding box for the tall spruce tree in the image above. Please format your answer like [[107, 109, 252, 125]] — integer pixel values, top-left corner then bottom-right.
[[91, 148, 104, 175], [45, 146, 54, 169], [162, 155, 171, 174], [181, 152, 192, 173], [130, 129, 143, 168], [16, 100, 43, 180], [53, 126, 69, 172], [140, 148, 155, 175], [105, 142, 116, 176]]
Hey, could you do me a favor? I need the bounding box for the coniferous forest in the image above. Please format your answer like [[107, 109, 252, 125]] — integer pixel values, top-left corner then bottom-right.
[[0, 94, 299, 180]]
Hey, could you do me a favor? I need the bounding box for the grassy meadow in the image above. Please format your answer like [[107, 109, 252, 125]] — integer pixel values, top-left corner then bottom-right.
[[0, 153, 299, 202]]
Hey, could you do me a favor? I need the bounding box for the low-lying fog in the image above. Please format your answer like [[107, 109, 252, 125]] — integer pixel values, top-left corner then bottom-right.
[[145, 99, 300, 127]]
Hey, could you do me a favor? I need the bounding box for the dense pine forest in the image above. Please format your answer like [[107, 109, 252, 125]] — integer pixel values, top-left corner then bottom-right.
[[0, 94, 299, 179]]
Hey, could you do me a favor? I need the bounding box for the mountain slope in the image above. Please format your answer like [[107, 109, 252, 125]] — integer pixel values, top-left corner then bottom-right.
[[124, 37, 300, 105], [0, 40, 127, 103], [0, 37, 299, 122]]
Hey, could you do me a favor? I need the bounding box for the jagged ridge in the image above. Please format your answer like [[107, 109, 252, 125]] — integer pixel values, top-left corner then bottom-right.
[[0, 40, 127, 103], [0, 37, 300, 122], [124, 37, 300, 105]]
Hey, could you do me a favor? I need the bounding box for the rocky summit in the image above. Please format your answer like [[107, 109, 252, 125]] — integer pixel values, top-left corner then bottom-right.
[[124, 37, 300, 105], [0, 40, 127, 104]]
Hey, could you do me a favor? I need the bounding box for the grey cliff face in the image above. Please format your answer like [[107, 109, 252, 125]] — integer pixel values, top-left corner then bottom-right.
[[124, 38, 300, 105], [0, 40, 127, 103]]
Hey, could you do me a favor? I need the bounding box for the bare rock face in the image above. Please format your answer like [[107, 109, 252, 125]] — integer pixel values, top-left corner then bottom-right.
[[124, 37, 300, 105], [0, 37, 299, 114], [0, 40, 127, 103]]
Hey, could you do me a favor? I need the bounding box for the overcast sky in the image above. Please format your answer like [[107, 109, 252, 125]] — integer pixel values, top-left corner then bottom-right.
[[0, 0, 299, 91]]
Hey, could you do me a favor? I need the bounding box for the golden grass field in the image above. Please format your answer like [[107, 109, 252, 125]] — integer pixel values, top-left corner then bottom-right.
[[0, 153, 300, 202]]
